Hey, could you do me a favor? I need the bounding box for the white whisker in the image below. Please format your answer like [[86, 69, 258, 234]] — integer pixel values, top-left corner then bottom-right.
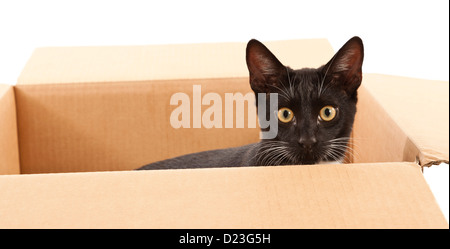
[[254, 141, 292, 166], [272, 83, 292, 101], [318, 54, 338, 97], [286, 68, 295, 98]]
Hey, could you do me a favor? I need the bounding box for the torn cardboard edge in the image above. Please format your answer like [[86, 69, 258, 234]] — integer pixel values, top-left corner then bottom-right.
[[362, 73, 449, 167], [353, 83, 442, 168]]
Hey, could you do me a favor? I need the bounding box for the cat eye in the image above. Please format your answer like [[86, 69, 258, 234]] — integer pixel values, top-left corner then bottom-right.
[[277, 107, 294, 123], [319, 106, 337, 121]]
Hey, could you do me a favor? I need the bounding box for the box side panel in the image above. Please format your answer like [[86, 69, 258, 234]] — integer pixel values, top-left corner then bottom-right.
[[0, 85, 20, 175], [15, 79, 260, 174], [363, 74, 449, 166], [352, 86, 419, 164], [17, 39, 334, 85], [0, 163, 447, 228]]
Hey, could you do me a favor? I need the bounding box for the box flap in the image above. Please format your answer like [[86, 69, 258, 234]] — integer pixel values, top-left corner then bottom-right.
[[362, 74, 449, 167], [0, 84, 20, 175], [17, 39, 334, 85], [352, 86, 418, 164], [0, 162, 447, 228]]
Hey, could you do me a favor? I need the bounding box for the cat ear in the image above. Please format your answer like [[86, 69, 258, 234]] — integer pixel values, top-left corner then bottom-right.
[[246, 39, 285, 93], [323, 36, 364, 97]]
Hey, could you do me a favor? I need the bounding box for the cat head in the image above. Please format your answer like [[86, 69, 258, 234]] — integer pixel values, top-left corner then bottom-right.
[[246, 37, 364, 165]]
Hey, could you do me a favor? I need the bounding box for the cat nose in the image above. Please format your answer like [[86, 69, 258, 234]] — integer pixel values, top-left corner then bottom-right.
[[298, 136, 317, 151]]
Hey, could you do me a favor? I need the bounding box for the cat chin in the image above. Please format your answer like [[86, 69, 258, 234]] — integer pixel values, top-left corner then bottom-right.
[[318, 160, 342, 165]]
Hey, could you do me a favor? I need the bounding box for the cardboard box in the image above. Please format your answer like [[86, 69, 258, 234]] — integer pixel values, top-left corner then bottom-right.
[[0, 39, 448, 228]]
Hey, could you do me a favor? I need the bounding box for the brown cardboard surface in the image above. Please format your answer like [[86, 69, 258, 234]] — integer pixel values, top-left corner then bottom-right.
[[17, 39, 334, 85], [0, 84, 20, 174], [352, 86, 419, 164], [363, 74, 449, 167], [0, 162, 447, 229], [15, 79, 259, 174]]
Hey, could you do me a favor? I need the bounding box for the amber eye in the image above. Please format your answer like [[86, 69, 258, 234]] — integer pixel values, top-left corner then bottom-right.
[[278, 107, 294, 123], [319, 106, 337, 121]]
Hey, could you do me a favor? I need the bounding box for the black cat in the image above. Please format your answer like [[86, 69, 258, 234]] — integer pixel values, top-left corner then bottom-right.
[[137, 37, 364, 170]]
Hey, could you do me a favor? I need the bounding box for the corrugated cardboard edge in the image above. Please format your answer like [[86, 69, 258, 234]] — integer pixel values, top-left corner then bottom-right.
[[0, 84, 20, 174], [362, 74, 449, 168]]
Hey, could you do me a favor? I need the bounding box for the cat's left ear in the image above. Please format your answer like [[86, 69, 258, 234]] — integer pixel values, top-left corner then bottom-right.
[[323, 36, 364, 97]]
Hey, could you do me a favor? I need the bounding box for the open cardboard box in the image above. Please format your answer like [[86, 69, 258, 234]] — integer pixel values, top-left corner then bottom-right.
[[0, 39, 448, 228]]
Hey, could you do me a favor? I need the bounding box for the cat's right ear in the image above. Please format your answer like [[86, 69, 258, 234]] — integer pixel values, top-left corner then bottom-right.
[[322, 36, 364, 97], [246, 39, 285, 93]]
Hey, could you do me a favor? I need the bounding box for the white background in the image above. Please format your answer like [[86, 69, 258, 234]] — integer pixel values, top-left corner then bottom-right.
[[0, 0, 448, 223]]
